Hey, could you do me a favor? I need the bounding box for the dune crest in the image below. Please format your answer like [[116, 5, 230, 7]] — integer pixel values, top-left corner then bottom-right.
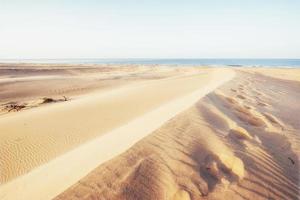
[[0, 67, 235, 200], [1, 66, 299, 200], [55, 69, 300, 200]]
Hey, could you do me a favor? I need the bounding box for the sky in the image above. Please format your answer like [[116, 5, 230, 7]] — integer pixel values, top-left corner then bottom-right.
[[0, 0, 299, 59]]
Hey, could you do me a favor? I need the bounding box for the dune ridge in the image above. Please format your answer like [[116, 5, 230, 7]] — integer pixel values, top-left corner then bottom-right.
[[1, 66, 299, 200], [0, 68, 235, 200], [55, 69, 300, 200]]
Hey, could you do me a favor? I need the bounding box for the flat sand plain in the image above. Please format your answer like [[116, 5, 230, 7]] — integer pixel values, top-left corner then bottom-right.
[[0, 64, 299, 200]]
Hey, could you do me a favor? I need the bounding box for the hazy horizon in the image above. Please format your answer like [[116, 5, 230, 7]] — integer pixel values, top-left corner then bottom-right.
[[1, 0, 300, 59]]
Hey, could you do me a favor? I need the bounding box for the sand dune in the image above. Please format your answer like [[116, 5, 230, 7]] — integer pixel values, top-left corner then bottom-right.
[[0, 65, 299, 200], [55, 69, 300, 200], [0, 66, 235, 200], [0, 64, 184, 110]]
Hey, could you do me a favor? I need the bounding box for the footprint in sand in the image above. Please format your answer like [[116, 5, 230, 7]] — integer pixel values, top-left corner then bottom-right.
[[236, 95, 246, 100], [217, 93, 265, 127], [257, 101, 268, 107], [228, 128, 252, 141], [224, 96, 238, 104], [227, 127, 254, 148], [255, 91, 262, 96], [244, 105, 252, 110], [200, 153, 244, 190], [263, 113, 283, 129], [233, 106, 266, 127]]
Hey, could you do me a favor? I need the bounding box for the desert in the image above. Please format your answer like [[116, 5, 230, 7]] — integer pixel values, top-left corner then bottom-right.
[[0, 64, 299, 200]]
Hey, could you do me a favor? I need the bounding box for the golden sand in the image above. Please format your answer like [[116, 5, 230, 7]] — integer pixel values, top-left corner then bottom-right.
[[0, 64, 299, 200]]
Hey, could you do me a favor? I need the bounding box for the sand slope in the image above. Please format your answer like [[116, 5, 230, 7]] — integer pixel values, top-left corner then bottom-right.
[[0, 68, 235, 200], [55, 69, 300, 200], [0, 64, 186, 115]]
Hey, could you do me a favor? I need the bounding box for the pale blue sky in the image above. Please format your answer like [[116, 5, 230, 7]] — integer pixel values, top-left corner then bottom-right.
[[0, 0, 299, 58]]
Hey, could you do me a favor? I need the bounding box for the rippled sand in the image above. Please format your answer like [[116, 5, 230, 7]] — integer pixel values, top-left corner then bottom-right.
[[0, 65, 299, 200]]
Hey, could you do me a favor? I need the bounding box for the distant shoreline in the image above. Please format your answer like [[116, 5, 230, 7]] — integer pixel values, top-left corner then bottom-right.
[[0, 58, 300, 67]]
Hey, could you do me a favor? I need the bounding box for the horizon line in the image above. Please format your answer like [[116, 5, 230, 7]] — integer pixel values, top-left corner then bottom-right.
[[0, 58, 300, 60]]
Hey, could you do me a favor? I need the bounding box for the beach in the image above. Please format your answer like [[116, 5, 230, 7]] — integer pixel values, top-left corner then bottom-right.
[[0, 64, 299, 200]]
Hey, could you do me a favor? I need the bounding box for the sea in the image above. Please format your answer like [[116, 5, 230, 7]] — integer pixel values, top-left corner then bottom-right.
[[0, 59, 300, 68]]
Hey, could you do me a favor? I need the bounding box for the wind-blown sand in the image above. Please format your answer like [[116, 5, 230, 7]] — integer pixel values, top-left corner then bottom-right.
[[0, 65, 299, 200]]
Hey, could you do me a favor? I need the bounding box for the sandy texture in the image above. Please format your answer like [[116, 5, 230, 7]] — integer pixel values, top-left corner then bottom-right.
[[0, 64, 189, 115], [0, 65, 299, 200], [0, 67, 221, 183], [242, 68, 300, 82], [0, 65, 235, 200], [55, 69, 300, 200]]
